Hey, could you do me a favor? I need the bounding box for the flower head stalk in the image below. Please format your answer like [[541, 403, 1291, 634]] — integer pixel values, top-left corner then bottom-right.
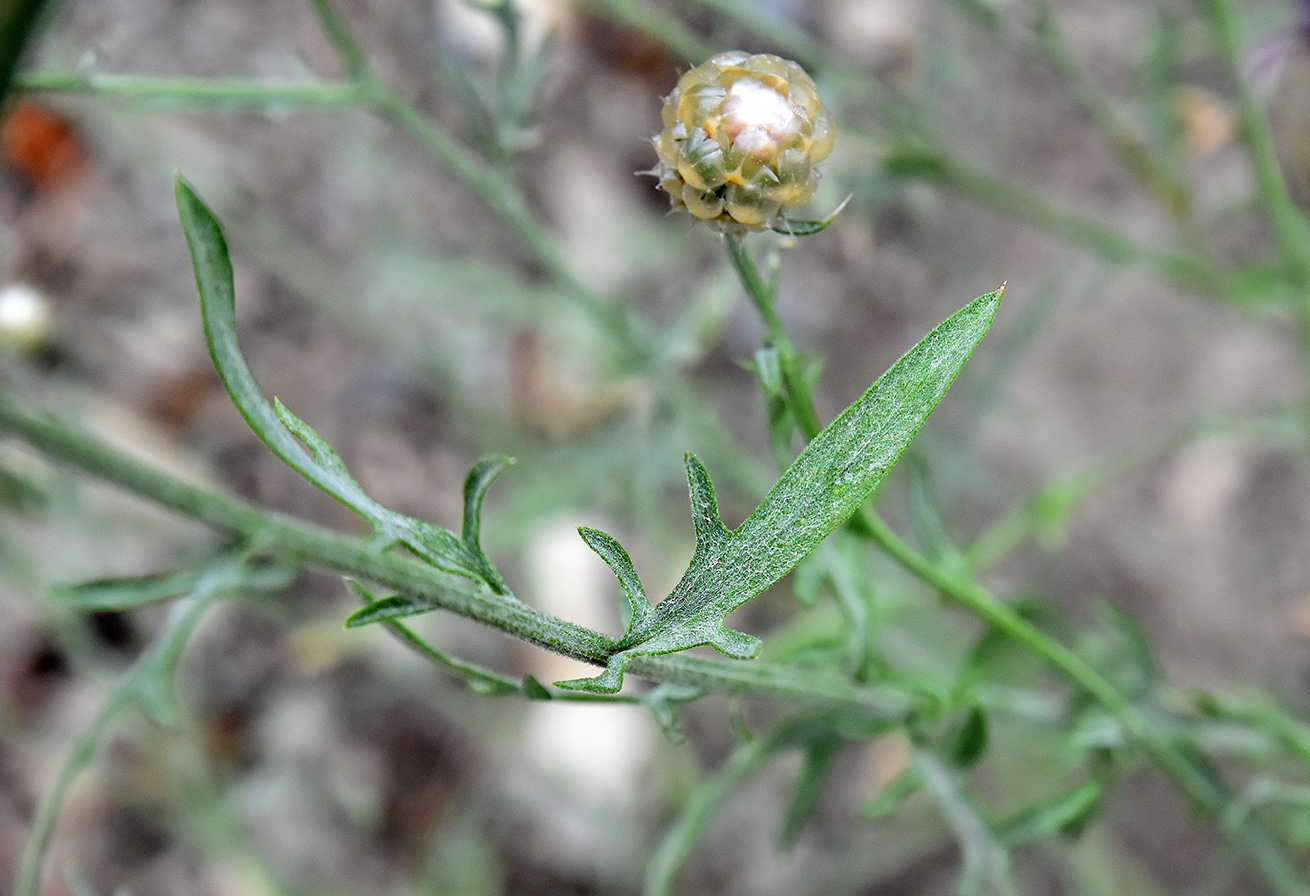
[[652, 52, 835, 233]]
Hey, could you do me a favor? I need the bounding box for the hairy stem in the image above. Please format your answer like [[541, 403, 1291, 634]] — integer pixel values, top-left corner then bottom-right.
[[0, 395, 921, 714]]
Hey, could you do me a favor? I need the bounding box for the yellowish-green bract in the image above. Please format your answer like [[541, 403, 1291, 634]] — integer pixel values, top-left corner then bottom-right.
[[652, 52, 835, 233]]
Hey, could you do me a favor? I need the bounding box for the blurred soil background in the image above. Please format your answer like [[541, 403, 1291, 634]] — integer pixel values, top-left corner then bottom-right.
[[3, 0, 1310, 894]]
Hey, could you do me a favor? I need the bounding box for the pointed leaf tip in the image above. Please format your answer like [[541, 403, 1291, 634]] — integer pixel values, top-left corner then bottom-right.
[[461, 454, 514, 593], [684, 453, 729, 547], [462, 455, 514, 547], [711, 624, 761, 660], [578, 526, 652, 628], [605, 289, 1002, 675], [344, 594, 434, 627]]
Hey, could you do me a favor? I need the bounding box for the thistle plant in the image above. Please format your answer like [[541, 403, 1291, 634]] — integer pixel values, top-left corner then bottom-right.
[[6, 3, 1310, 896]]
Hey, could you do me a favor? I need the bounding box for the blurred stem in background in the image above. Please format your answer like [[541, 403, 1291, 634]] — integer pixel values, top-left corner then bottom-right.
[[1201, 0, 1310, 444]]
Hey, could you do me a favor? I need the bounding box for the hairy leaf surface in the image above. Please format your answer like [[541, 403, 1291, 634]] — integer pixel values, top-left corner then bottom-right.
[[561, 287, 1002, 691]]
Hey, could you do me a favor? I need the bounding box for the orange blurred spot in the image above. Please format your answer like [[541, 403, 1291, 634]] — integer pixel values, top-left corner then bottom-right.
[[1, 100, 86, 191], [1177, 85, 1236, 160], [150, 366, 221, 428]]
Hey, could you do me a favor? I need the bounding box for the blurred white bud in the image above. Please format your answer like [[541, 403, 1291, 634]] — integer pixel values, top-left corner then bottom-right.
[[0, 283, 53, 352]]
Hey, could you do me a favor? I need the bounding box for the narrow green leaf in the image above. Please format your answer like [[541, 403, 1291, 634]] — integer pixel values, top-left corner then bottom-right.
[[996, 780, 1104, 846], [521, 674, 553, 700], [645, 737, 773, 896], [462, 455, 512, 548], [637, 684, 702, 743], [128, 553, 266, 726], [177, 177, 489, 584], [916, 748, 1017, 896], [53, 551, 296, 611], [577, 526, 653, 629], [753, 345, 783, 396], [862, 766, 922, 819], [273, 398, 357, 481], [769, 195, 852, 236], [52, 567, 205, 610], [131, 663, 184, 727], [1096, 601, 1160, 698], [559, 288, 1002, 692], [344, 594, 434, 627], [0, 463, 46, 512], [907, 459, 966, 569], [177, 177, 329, 491], [347, 581, 523, 695], [461, 455, 513, 593], [684, 453, 731, 552], [406, 519, 480, 576]]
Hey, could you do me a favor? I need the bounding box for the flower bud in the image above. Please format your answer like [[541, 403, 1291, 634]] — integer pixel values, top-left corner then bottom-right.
[[651, 52, 835, 233]]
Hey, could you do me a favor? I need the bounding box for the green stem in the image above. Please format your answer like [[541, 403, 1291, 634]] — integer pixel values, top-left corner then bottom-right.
[[0, 396, 613, 663], [882, 147, 1223, 292], [20, 7, 645, 362], [643, 735, 773, 896], [1201, 0, 1310, 281], [302, 0, 647, 358], [725, 235, 822, 439], [17, 70, 364, 107], [1200, 0, 1310, 441], [863, 510, 1308, 894], [0, 396, 920, 713], [992, 0, 1190, 216], [304, 0, 371, 81], [726, 237, 1310, 895]]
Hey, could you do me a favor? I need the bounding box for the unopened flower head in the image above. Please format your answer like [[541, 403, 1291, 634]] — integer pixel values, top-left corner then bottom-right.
[[652, 52, 835, 233]]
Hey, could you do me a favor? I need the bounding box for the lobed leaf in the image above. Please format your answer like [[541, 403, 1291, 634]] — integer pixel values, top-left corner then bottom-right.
[[560, 287, 1002, 692], [578, 526, 653, 627], [177, 177, 511, 590]]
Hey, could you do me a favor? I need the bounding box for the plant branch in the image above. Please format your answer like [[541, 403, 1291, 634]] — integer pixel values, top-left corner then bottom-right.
[[725, 235, 823, 440], [726, 237, 1310, 895], [16, 70, 364, 107], [1200, 0, 1310, 441], [1200, 0, 1310, 283], [0, 395, 923, 714]]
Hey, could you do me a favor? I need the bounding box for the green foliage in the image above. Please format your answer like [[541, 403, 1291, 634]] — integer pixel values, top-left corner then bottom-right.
[[6, 1, 1310, 895], [179, 178, 515, 592], [15, 550, 298, 896], [561, 289, 1000, 692]]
